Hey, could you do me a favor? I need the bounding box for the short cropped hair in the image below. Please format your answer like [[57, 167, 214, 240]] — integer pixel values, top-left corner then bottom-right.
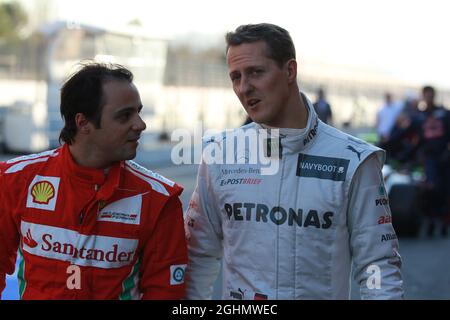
[[225, 23, 296, 67], [59, 62, 133, 145]]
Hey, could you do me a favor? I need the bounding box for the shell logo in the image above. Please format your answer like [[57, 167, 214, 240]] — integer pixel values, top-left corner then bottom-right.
[[31, 181, 55, 204]]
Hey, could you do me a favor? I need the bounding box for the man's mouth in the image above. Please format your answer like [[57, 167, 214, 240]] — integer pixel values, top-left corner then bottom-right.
[[247, 98, 261, 108], [127, 136, 140, 143]]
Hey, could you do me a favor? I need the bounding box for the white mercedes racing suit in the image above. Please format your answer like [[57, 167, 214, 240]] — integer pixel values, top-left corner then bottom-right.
[[185, 94, 403, 300]]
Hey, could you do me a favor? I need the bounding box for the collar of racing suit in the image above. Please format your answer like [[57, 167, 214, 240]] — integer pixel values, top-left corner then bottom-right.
[[253, 92, 320, 155], [60, 144, 122, 200]]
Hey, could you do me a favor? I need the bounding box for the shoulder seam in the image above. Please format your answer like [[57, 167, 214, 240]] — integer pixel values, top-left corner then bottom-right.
[[320, 125, 376, 150], [6, 149, 59, 165], [124, 165, 170, 197], [4, 156, 53, 174], [125, 161, 175, 187]]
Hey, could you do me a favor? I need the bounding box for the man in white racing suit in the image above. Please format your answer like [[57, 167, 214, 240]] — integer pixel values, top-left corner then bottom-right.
[[184, 23, 403, 300]]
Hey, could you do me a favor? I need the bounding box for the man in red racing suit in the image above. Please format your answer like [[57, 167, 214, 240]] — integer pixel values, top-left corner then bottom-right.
[[0, 63, 187, 299]]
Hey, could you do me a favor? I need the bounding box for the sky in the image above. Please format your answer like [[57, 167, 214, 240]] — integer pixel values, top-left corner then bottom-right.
[[42, 0, 450, 89]]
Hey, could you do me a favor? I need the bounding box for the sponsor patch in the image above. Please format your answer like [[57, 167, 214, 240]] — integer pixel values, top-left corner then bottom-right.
[[346, 145, 363, 160], [23, 228, 38, 248], [26, 175, 60, 211], [97, 194, 143, 225], [378, 215, 392, 224], [170, 264, 186, 285], [220, 167, 261, 176], [230, 288, 246, 300], [375, 198, 389, 206], [20, 221, 138, 269], [303, 119, 319, 146], [381, 233, 398, 242], [224, 203, 334, 229], [31, 181, 55, 204], [230, 291, 243, 300], [254, 293, 268, 300], [296, 154, 349, 181], [220, 178, 262, 186]]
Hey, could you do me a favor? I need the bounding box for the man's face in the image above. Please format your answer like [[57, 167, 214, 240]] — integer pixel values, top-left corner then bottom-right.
[[423, 90, 435, 107], [227, 41, 291, 127], [88, 80, 146, 164]]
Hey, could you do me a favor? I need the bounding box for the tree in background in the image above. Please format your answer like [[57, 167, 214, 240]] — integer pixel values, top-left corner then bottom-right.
[[0, 1, 32, 77], [0, 1, 27, 42]]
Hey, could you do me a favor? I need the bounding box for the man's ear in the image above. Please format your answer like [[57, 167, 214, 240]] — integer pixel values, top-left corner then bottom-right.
[[75, 113, 91, 134], [285, 59, 298, 84]]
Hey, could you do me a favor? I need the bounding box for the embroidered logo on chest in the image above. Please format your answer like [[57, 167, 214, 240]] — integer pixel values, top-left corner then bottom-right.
[[26, 175, 61, 211], [97, 194, 143, 225]]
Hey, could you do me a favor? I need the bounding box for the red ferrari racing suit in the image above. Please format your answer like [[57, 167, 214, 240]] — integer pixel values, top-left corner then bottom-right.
[[0, 144, 187, 299]]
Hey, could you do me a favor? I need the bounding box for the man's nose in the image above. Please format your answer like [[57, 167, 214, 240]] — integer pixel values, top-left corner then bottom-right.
[[133, 115, 147, 131], [238, 76, 254, 95]]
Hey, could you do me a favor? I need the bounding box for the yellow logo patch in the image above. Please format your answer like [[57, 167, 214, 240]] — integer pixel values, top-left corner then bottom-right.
[[31, 181, 55, 204]]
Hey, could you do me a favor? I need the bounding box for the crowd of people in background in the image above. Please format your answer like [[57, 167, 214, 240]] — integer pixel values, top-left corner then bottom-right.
[[376, 86, 450, 237]]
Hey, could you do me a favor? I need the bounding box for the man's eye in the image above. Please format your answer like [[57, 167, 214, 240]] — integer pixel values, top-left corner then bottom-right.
[[119, 112, 131, 121], [230, 75, 240, 82]]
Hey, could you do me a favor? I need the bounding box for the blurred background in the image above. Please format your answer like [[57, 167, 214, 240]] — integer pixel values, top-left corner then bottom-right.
[[1, 0, 449, 300]]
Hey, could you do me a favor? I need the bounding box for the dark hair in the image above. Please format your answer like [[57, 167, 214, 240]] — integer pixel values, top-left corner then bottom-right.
[[422, 85, 435, 95], [59, 62, 133, 145], [225, 23, 296, 68]]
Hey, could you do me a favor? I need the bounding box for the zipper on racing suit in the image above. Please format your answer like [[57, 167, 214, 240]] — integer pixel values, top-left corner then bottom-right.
[[271, 136, 284, 299], [74, 183, 100, 299]]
